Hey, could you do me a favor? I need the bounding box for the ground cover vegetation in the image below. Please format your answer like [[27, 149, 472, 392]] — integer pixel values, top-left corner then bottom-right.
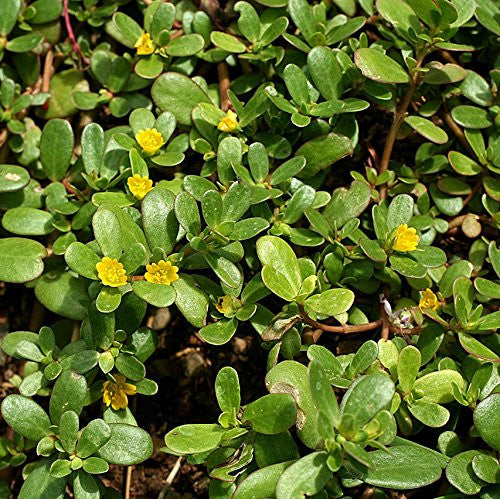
[[0, 0, 499, 497]]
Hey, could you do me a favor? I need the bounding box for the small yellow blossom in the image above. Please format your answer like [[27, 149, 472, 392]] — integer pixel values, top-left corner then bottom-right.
[[102, 375, 136, 410], [144, 259, 179, 285], [135, 128, 165, 154], [392, 224, 419, 252], [419, 288, 439, 311], [217, 110, 239, 133], [96, 257, 127, 287], [127, 174, 153, 200], [215, 295, 233, 314], [134, 32, 155, 55]]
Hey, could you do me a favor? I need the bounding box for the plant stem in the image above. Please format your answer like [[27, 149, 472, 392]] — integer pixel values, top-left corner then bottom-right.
[[63, 0, 89, 64], [379, 51, 427, 200], [217, 61, 231, 112], [299, 305, 382, 334], [440, 102, 476, 158], [42, 49, 53, 93]]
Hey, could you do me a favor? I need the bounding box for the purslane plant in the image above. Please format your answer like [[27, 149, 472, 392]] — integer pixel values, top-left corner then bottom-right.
[[0, 0, 499, 497]]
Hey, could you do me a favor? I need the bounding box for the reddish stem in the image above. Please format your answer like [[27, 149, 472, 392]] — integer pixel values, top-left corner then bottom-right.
[[63, 0, 89, 64]]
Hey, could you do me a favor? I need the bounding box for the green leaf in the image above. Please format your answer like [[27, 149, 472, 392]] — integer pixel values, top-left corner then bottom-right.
[[235, 1, 260, 43], [0, 0, 21, 36], [359, 446, 442, 489], [65, 242, 99, 280], [257, 236, 302, 300], [81, 456, 108, 474], [30, 0, 62, 24], [19, 458, 67, 499], [405, 116, 448, 144], [0, 164, 29, 192], [233, 461, 294, 499], [165, 424, 228, 454], [142, 188, 178, 255], [451, 105, 492, 129], [2, 207, 55, 235], [211, 31, 246, 53], [0, 237, 46, 283], [151, 73, 211, 125], [390, 255, 427, 278], [283, 64, 310, 107], [215, 366, 240, 415], [397, 346, 421, 393], [413, 370, 464, 403], [341, 374, 395, 427], [448, 151, 482, 175], [408, 400, 450, 427], [387, 194, 414, 231], [349, 340, 378, 376], [76, 419, 112, 459], [40, 119, 74, 181], [35, 270, 90, 320], [354, 48, 410, 84], [1, 395, 50, 441], [376, 0, 423, 41], [275, 452, 330, 499], [474, 394, 500, 450], [6, 32, 43, 52], [172, 275, 208, 327], [242, 394, 297, 434], [37, 69, 89, 119], [50, 370, 87, 425], [199, 318, 238, 345], [132, 281, 176, 307], [308, 360, 340, 431], [303, 288, 355, 317], [115, 353, 145, 381], [265, 361, 322, 449], [472, 454, 500, 483], [166, 34, 205, 57], [112, 12, 142, 47], [269, 157, 305, 185], [446, 450, 488, 495], [73, 470, 100, 499], [59, 411, 79, 454], [295, 132, 353, 178], [98, 423, 153, 465], [175, 191, 201, 236], [458, 333, 498, 361], [323, 180, 371, 229]]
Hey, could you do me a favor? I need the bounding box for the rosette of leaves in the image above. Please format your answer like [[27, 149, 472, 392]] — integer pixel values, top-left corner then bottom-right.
[[1, 315, 158, 399], [378, 340, 465, 432], [0, 432, 33, 470], [265, 46, 369, 128], [72, 49, 152, 118], [1, 376, 153, 498], [164, 367, 299, 484], [113, 108, 185, 167], [164, 350, 447, 496], [0, 78, 49, 134], [109, 1, 205, 79], [208, 1, 289, 63]]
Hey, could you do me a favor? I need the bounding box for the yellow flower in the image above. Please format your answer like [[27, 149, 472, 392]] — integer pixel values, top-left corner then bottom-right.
[[215, 295, 233, 314], [392, 224, 419, 252], [102, 375, 137, 410], [135, 128, 165, 155], [96, 257, 127, 287], [134, 32, 155, 55], [419, 288, 439, 311], [144, 259, 179, 285], [127, 174, 153, 200], [217, 110, 239, 133]]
